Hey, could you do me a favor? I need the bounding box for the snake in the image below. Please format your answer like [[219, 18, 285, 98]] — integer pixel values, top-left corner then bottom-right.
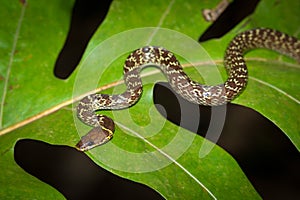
[[76, 28, 300, 151]]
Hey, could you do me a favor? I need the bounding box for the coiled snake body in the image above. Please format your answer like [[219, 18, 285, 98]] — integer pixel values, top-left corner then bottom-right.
[[76, 28, 300, 151]]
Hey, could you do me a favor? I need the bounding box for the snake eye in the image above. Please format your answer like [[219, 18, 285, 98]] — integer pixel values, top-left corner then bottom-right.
[[86, 141, 95, 147]]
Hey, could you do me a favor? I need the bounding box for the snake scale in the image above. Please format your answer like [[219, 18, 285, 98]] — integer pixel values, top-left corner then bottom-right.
[[76, 28, 300, 151]]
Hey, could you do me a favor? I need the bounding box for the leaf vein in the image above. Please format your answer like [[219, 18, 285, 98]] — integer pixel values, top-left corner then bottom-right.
[[0, 1, 27, 129], [249, 76, 300, 104], [115, 121, 217, 200], [146, 0, 176, 45]]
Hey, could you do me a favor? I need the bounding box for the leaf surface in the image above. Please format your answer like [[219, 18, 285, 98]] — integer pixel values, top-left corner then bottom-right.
[[0, 0, 299, 199]]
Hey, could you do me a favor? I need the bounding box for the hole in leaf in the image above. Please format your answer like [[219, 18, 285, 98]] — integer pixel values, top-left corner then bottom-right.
[[54, 0, 113, 79], [153, 82, 300, 199], [14, 139, 164, 199]]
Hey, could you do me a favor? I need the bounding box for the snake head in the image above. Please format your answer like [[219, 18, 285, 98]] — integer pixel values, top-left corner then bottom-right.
[[75, 126, 113, 151]]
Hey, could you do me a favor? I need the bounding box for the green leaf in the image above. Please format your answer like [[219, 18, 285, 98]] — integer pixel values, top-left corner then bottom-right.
[[0, 0, 76, 129], [0, 0, 299, 199], [0, 0, 74, 199]]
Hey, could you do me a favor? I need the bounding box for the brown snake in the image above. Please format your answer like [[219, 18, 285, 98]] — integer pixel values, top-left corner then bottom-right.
[[76, 28, 300, 151]]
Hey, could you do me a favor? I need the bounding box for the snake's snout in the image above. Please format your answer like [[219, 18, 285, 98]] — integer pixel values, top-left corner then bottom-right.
[[75, 126, 113, 151]]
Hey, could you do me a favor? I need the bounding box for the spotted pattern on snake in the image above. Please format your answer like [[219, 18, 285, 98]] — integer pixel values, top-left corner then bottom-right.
[[76, 28, 300, 151]]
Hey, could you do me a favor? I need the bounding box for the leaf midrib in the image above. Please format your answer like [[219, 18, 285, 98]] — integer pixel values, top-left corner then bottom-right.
[[1, 57, 298, 134]]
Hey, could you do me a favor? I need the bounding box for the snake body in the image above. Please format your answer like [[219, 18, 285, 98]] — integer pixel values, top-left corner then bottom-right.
[[76, 28, 300, 151]]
